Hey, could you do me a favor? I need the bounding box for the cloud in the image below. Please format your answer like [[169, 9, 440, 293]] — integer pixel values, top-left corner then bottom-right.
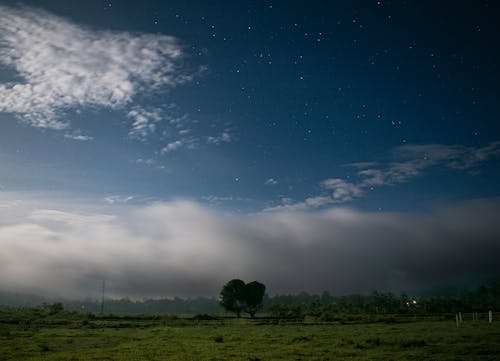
[[161, 140, 185, 154], [269, 141, 500, 211], [264, 196, 337, 212], [265, 178, 278, 186], [0, 194, 499, 298], [127, 107, 162, 140], [157, 128, 232, 156], [264, 179, 363, 212], [0, 5, 191, 130], [201, 195, 252, 207], [103, 195, 135, 205], [64, 132, 94, 141], [358, 141, 500, 187], [394, 141, 500, 170], [321, 178, 364, 201], [0, 6, 235, 155], [207, 130, 232, 145], [29, 209, 115, 225]]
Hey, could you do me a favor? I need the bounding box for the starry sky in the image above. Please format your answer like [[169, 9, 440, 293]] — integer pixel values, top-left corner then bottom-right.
[[0, 1, 499, 298]]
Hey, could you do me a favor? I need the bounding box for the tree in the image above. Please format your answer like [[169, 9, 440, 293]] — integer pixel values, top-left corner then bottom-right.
[[244, 281, 266, 318], [220, 279, 266, 318], [220, 279, 246, 317], [43, 302, 64, 315]]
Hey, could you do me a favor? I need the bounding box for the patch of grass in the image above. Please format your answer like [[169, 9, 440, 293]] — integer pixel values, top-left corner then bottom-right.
[[290, 335, 312, 343], [0, 312, 499, 360], [399, 338, 427, 348], [365, 336, 381, 346]]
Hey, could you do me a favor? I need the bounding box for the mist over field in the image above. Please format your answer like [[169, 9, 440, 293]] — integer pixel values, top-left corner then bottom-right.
[[1, 193, 499, 299]]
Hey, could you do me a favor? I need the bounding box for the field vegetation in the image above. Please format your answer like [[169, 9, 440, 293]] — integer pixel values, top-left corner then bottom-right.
[[0, 307, 499, 360], [0, 283, 498, 360]]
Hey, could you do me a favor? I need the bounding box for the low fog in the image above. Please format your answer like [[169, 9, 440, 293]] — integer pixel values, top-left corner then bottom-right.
[[1, 195, 499, 298]]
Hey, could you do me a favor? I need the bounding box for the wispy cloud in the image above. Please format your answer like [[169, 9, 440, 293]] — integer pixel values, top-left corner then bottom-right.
[[357, 141, 500, 187], [0, 5, 191, 131], [127, 107, 163, 140], [202, 195, 252, 207], [64, 132, 94, 141], [267, 141, 500, 211], [29, 209, 115, 225], [265, 178, 278, 186], [103, 195, 135, 205], [161, 140, 185, 155], [264, 195, 336, 212], [394, 141, 500, 170], [207, 130, 232, 145], [159, 128, 233, 156], [135, 158, 155, 166], [321, 178, 364, 201]]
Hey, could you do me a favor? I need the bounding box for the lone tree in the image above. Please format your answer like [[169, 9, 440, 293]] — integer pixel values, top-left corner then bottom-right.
[[244, 281, 266, 318], [220, 279, 266, 318], [220, 279, 246, 318]]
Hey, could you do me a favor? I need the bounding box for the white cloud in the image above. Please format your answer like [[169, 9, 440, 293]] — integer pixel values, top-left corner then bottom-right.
[[207, 130, 232, 145], [395, 141, 500, 170], [29, 209, 115, 225], [0, 5, 191, 130], [103, 195, 135, 205], [357, 141, 500, 187], [264, 196, 335, 212], [0, 194, 498, 298], [201, 195, 252, 207], [135, 158, 155, 166], [127, 107, 162, 140], [268, 141, 500, 211], [265, 178, 278, 186], [157, 127, 231, 156], [64, 132, 94, 141], [161, 140, 184, 154], [321, 178, 364, 201]]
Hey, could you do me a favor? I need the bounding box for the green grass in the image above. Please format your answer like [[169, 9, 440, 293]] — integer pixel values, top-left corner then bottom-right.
[[0, 314, 499, 360]]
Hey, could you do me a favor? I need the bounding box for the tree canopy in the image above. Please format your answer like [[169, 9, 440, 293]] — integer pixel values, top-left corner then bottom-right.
[[220, 279, 266, 318]]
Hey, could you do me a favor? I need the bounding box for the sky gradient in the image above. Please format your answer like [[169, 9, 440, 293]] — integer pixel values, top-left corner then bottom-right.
[[0, 1, 499, 298]]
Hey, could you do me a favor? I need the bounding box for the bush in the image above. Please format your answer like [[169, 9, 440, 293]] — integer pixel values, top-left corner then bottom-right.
[[43, 302, 64, 315], [192, 314, 217, 321]]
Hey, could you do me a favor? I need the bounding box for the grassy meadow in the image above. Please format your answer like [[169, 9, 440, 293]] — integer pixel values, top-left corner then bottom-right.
[[0, 311, 499, 360]]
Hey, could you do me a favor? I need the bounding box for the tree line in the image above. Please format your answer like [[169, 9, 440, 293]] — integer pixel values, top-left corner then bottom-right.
[[0, 281, 498, 316], [267, 282, 500, 319]]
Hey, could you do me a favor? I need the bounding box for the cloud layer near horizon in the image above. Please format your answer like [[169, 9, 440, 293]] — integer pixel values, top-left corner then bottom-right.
[[0, 195, 499, 298]]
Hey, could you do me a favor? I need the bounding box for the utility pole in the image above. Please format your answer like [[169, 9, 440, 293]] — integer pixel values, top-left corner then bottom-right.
[[100, 279, 105, 314]]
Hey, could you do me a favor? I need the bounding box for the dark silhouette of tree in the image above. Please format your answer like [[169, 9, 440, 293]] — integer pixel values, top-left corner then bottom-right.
[[244, 281, 266, 318], [220, 279, 246, 317], [220, 279, 266, 318]]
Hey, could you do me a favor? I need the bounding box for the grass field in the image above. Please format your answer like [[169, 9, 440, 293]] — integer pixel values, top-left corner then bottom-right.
[[0, 312, 499, 360]]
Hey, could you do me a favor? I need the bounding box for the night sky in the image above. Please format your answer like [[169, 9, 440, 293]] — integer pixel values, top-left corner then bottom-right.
[[0, 1, 499, 298]]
